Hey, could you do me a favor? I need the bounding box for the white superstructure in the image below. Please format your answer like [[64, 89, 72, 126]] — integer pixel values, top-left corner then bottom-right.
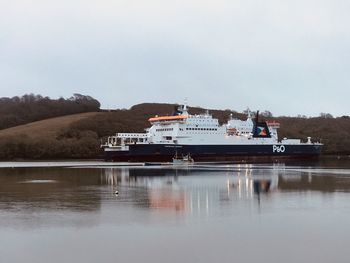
[[103, 104, 310, 149]]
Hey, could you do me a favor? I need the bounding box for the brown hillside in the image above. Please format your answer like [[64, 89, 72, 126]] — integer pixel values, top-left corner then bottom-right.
[[0, 112, 102, 139]]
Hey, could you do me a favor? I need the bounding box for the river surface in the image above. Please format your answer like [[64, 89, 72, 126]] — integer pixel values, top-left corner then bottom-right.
[[0, 160, 350, 263]]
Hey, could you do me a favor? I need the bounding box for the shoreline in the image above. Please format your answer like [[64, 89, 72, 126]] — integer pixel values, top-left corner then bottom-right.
[[0, 155, 349, 169]]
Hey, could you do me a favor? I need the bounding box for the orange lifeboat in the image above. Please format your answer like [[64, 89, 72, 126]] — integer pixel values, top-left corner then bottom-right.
[[227, 127, 237, 135], [148, 115, 188, 122]]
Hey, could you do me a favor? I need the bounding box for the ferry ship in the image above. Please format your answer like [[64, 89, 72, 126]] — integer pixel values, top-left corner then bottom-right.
[[101, 104, 322, 162]]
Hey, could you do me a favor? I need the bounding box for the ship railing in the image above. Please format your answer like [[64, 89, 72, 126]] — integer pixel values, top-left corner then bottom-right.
[[281, 138, 301, 144], [102, 133, 149, 147], [116, 133, 148, 139]]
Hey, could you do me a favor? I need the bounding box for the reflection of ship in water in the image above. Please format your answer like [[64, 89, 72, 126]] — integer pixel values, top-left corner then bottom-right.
[[253, 180, 272, 194], [102, 165, 280, 213], [149, 189, 186, 211], [1, 164, 349, 227], [102, 168, 187, 211], [102, 164, 350, 213]]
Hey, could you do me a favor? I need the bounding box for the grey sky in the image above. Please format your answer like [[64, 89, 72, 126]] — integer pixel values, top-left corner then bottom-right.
[[0, 0, 349, 116]]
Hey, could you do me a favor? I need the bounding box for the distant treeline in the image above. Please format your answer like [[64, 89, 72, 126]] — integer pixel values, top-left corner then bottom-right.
[[0, 93, 100, 130], [0, 101, 348, 159]]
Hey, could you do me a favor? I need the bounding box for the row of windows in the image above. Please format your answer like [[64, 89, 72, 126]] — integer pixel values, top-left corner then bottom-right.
[[156, 128, 174, 132], [186, 128, 218, 131], [188, 119, 216, 122], [156, 127, 218, 132]]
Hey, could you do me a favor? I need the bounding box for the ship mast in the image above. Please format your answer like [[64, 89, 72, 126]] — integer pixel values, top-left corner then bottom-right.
[[180, 99, 189, 116]]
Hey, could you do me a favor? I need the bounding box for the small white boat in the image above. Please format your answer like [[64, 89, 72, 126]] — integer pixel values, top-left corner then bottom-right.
[[172, 153, 194, 164]]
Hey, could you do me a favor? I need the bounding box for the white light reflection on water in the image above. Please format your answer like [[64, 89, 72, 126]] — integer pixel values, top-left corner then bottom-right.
[[19, 179, 58, 184], [0, 163, 350, 263]]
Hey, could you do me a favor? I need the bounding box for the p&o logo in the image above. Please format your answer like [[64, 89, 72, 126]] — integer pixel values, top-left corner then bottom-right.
[[273, 145, 285, 153]]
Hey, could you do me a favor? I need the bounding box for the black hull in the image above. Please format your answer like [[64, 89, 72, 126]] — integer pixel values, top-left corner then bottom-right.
[[104, 144, 322, 163]]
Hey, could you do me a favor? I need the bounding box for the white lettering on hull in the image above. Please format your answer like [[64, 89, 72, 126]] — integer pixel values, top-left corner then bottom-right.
[[273, 145, 285, 153]]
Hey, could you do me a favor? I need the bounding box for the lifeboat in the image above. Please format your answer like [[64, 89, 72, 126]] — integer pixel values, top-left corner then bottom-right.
[[227, 127, 237, 135], [148, 115, 188, 122]]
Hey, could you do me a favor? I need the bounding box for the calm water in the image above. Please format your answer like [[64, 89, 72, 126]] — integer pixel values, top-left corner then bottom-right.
[[1, 161, 350, 263]]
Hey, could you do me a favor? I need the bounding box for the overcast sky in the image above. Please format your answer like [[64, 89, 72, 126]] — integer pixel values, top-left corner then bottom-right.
[[0, 0, 349, 116]]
